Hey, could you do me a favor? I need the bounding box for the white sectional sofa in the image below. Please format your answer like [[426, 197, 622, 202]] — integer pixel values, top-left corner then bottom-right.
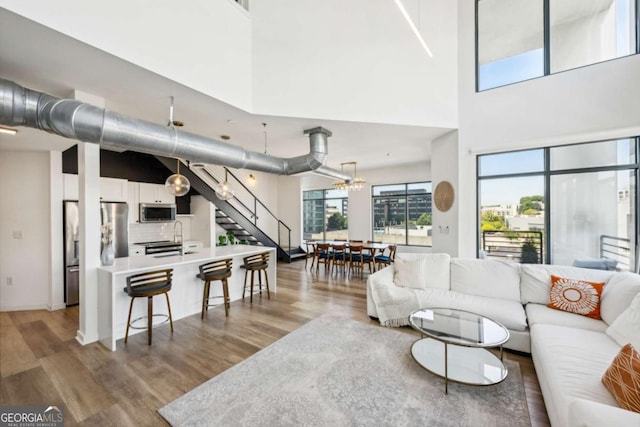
[[366, 253, 640, 427]]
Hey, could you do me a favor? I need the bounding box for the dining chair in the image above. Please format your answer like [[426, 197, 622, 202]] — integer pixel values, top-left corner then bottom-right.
[[304, 240, 317, 270], [375, 245, 397, 270], [315, 243, 332, 273], [348, 244, 365, 279], [331, 243, 347, 275]]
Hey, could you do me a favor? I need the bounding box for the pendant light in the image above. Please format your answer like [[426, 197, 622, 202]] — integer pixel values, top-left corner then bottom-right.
[[164, 96, 191, 197], [214, 169, 235, 201], [165, 159, 191, 197]]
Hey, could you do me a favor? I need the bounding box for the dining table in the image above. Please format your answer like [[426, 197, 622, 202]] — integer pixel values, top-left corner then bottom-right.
[[306, 240, 390, 272]]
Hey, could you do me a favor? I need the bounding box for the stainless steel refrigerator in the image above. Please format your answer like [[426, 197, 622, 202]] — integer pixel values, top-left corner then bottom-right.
[[63, 201, 129, 306]]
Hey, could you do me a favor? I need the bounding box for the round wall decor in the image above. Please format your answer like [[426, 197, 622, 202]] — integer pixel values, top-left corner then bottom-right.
[[434, 181, 455, 212]]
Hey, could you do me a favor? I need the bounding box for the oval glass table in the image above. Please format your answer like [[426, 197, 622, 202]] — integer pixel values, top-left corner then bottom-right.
[[408, 308, 510, 394]]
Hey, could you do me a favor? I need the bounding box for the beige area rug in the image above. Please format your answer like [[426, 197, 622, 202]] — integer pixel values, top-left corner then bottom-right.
[[159, 315, 531, 427]]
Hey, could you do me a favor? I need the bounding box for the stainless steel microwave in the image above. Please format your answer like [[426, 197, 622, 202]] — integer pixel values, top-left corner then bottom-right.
[[139, 203, 176, 222]]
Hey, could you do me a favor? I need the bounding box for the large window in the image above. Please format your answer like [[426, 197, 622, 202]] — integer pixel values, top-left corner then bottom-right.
[[478, 138, 639, 270], [372, 182, 432, 246], [303, 189, 349, 240], [477, 0, 639, 91]]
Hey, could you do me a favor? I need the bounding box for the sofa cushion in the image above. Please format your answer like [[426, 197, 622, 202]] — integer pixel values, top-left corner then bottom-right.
[[526, 303, 607, 332], [393, 253, 450, 290], [601, 344, 640, 413], [531, 323, 621, 427], [606, 293, 640, 350], [394, 257, 429, 290], [520, 264, 614, 305], [568, 398, 640, 427], [548, 275, 604, 320], [450, 258, 521, 302], [441, 290, 528, 332], [601, 272, 640, 325]]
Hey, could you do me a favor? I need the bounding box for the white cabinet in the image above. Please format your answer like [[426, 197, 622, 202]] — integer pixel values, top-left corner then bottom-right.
[[62, 174, 128, 202], [99, 177, 128, 202], [128, 245, 145, 257], [127, 182, 139, 224], [183, 241, 203, 252], [139, 182, 175, 204]]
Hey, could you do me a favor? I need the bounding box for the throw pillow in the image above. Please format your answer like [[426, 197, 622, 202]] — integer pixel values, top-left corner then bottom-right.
[[606, 293, 640, 351], [393, 257, 427, 290], [547, 275, 605, 319], [602, 344, 640, 413]]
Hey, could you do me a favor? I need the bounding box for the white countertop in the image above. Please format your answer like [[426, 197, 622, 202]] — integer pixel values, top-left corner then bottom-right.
[[98, 245, 275, 275]]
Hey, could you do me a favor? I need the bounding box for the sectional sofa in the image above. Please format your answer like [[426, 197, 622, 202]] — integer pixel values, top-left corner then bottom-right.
[[366, 253, 640, 427]]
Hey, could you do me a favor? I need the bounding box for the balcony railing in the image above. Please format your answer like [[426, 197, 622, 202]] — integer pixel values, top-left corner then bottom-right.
[[600, 235, 632, 271], [482, 230, 543, 264]]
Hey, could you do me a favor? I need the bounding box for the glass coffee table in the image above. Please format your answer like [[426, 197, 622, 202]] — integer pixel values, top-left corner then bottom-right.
[[408, 308, 510, 394]]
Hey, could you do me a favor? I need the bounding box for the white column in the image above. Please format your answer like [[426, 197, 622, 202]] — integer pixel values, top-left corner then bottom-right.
[[76, 142, 101, 345], [431, 130, 460, 257], [49, 151, 65, 310]]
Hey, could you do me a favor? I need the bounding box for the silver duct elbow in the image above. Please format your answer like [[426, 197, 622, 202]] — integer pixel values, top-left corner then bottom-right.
[[0, 78, 353, 182]]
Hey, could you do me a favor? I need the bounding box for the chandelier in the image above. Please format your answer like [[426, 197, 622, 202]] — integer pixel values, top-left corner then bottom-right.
[[333, 161, 366, 191]]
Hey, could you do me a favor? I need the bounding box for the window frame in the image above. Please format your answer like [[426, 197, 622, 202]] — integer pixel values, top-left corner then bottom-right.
[[371, 181, 433, 247], [475, 0, 640, 92], [302, 188, 349, 241], [476, 138, 640, 268]]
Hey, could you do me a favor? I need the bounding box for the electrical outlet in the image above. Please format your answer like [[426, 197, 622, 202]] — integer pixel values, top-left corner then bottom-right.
[[6, 276, 13, 286], [12, 230, 23, 239]]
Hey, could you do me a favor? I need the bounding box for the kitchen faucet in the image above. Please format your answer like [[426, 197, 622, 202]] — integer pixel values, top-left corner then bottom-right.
[[174, 220, 183, 246]]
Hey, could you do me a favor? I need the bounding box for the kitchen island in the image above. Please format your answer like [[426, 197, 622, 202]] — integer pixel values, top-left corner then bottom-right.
[[97, 245, 277, 351]]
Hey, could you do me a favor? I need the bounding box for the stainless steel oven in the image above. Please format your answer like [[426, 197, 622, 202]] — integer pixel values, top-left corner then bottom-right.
[[136, 240, 183, 257]]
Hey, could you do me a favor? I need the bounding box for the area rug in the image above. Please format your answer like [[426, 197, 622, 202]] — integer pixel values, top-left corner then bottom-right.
[[158, 315, 531, 427]]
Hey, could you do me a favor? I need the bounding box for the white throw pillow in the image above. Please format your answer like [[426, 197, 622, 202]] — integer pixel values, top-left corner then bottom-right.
[[394, 257, 428, 289], [601, 272, 640, 325], [606, 292, 640, 350], [450, 258, 521, 302]]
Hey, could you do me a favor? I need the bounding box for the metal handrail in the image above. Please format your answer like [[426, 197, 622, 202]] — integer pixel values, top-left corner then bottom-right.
[[482, 230, 544, 264], [189, 163, 292, 254], [600, 234, 632, 271]]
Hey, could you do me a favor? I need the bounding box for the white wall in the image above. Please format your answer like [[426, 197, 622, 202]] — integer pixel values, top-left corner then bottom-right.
[[251, 0, 458, 128], [456, 0, 640, 257], [431, 131, 459, 257], [0, 151, 51, 311], [0, 0, 253, 111], [277, 175, 302, 248]]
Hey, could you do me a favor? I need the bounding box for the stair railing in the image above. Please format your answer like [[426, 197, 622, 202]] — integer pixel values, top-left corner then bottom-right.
[[189, 163, 291, 254]]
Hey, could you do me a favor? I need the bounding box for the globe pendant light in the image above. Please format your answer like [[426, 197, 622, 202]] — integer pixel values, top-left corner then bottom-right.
[[165, 159, 191, 197], [164, 96, 191, 197], [214, 169, 235, 201]]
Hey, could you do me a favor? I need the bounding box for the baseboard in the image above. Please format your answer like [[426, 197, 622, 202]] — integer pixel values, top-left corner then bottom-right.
[[0, 303, 49, 312], [75, 330, 86, 345], [48, 303, 67, 311]]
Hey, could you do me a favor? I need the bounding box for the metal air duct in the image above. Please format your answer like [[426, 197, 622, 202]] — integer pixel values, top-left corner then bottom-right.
[[0, 78, 353, 182]]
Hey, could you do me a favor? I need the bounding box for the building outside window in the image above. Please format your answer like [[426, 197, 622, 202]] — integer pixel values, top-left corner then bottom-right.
[[372, 182, 432, 246], [477, 138, 638, 271], [302, 189, 348, 241], [477, 0, 639, 91]]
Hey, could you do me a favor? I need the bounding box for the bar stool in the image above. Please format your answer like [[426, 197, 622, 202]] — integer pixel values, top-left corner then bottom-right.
[[242, 252, 270, 303], [124, 268, 174, 345], [197, 258, 233, 318]]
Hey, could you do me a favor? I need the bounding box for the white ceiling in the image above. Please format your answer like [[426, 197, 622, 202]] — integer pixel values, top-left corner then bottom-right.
[[0, 7, 453, 171]]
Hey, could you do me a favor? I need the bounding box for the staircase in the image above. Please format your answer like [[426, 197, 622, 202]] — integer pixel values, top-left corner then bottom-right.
[[156, 156, 297, 262]]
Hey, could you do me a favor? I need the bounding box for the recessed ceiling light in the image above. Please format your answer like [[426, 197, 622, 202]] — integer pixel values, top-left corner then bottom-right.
[[0, 126, 18, 135]]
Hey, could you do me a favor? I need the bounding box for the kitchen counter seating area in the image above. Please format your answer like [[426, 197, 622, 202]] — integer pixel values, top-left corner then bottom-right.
[[97, 245, 277, 351]]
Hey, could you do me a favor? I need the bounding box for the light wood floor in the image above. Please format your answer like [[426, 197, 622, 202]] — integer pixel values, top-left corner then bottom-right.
[[0, 261, 550, 426]]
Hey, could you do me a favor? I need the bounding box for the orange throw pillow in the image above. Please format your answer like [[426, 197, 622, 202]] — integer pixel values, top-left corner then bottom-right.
[[602, 344, 640, 413], [547, 275, 604, 319]]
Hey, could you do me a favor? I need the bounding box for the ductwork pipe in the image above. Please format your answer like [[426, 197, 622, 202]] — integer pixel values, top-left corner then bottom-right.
[[0, 79, 352, 182]]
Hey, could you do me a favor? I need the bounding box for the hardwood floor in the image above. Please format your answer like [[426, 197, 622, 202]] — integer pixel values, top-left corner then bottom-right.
[[0, 261, 550, 426]]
